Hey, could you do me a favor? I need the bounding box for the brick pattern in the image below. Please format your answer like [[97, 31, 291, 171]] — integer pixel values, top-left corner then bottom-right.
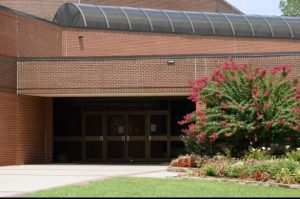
[[0, 92, 17, 166], [0, 10, 17, 57], [18, 16, 62, 57], [18, 55, 300, 96], [0, 0, 241, 21], [0, 56, 17, 92], [62, 29, 300, 57], [0, 8, 62, 57], [0, 0, 77, 21], [0, 93, 53, 166]]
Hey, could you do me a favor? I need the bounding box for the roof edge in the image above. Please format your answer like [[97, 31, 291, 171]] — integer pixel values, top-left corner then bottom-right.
[[0, 4, 57, 27]]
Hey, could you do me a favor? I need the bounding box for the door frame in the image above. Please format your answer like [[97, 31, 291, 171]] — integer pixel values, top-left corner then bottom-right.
[[82, 110, 171, 162]]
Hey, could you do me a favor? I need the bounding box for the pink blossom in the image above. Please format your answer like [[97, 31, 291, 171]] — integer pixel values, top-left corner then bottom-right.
[[209, 133, 218, 143], [260, 69, 267, 77], [223, 62, 237, 70], [197, 110, 206, 120], [221, 102, 229, 109], [265, 90, 271, 97], [292, 106, 300, 113], [198, 131, 206, 140], [264, 121, 273, 130], [270, 65, 292, 75], [212, 68, 226, 83], [296, 88, 300, 100], [252, 86, 261, 97], [183, 113, 192, 122]]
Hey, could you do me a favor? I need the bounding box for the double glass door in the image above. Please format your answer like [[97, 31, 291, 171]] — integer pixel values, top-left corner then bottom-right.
[[83, 111, 169, 162], [106, 112, 146, 161]]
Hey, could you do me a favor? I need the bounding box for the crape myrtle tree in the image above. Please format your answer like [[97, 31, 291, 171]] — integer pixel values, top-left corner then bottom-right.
[[179, 60, 300, 157]]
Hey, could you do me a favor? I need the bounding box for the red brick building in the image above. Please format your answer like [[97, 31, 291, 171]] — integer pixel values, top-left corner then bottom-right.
[[0, 0, 299, 165]]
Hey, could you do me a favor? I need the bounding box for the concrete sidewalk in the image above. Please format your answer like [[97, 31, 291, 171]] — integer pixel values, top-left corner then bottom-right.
[[0, 164, 178, 197]]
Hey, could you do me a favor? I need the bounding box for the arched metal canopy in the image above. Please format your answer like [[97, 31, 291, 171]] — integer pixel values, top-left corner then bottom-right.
[[53, 3, 300, 39]]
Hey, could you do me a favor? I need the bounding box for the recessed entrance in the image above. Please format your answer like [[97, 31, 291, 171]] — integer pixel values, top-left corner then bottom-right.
[[53, 97, 194, 163]]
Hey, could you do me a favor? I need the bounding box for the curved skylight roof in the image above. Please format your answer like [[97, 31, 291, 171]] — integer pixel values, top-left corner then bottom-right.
[[53, 3, 300, 39]]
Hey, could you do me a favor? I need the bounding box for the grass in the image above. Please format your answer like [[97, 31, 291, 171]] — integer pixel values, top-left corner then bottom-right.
[[21, 177, 300, 197]]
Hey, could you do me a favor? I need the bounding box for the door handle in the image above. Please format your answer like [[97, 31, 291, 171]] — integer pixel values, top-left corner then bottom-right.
[[127, 136, 130, 141]]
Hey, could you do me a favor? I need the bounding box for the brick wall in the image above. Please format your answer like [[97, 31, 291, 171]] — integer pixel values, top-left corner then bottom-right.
[[0, 91, 53, 166], [18, 16, 62, 57], [62, 29, 300, 57], [0, 9, 17, 57], [16, 95, 53, 165], [0, 92, 17, 166], [0, 7, 62, 58], [0, 0, 241, 21], [17, 55, 300, 96], [0, 0, 76, 21], [0, 56, 16, 93]]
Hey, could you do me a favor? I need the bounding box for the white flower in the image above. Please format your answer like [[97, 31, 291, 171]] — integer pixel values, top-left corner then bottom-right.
[[297, 148, 300, 151], [251, 148, 256, 151], [286, 145, 290, 149], [267, 147, 271, 151], [250, 142, 253, 145], [262, 147, 266, 150]]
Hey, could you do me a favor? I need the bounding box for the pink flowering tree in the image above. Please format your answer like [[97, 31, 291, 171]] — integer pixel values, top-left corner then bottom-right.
[[179, 60, 300, 156]]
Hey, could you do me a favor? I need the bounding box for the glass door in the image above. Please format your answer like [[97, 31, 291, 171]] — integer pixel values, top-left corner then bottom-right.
[[149, 111, 169, 161], [106, 113, 126, 161], [127, 112, 146, 161], [83, 112, 104, 161], [105, 111, 147, 162]]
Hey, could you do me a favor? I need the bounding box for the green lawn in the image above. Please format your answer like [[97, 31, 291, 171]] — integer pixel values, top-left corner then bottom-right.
[[21, 177, 300, 197]]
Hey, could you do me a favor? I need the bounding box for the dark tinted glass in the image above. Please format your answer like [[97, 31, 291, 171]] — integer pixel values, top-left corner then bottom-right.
[[143, 9, 173, 32], [79, 4, 107, 28], [53, 3, 299, 39], [123, 8, 152, 31], [285, 17, 300, 38], [164, 11, 193, 33], [226, 14, 253, 36], [185, 12, 214, 35], [101, 6, 130, 30], [206, 13, 233, 35], [246, 15, 273, 37], [85, 115, 102, 136], [265, 16, 291, 38]]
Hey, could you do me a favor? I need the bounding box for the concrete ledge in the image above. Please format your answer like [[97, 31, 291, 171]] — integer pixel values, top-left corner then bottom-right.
[[168, 166, 300, 189]]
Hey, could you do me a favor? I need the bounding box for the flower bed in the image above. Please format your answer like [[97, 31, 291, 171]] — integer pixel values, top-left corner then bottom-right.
[[169, 152, 300, 185]]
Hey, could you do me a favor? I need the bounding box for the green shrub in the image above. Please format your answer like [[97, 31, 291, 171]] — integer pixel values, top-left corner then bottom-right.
[[244, 147, 272, 160], [226, 161, 245, 178], [275, 168, 296, 184], [248, 159, 299, 179], [295, 169, 300, 183], [286, 150, 300, 162], [202, 163, 219, 177]]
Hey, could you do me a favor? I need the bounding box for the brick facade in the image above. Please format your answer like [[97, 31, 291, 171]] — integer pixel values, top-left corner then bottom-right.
[[0, 93, 53, 166], [18, 55, 300, 96], [62, 29, 300, 57], [0, 1, 299, 166], [0, 0, 241, 21]]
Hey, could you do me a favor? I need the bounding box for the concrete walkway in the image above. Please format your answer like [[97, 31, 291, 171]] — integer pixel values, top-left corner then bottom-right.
[[0, 164, 178, 197]]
